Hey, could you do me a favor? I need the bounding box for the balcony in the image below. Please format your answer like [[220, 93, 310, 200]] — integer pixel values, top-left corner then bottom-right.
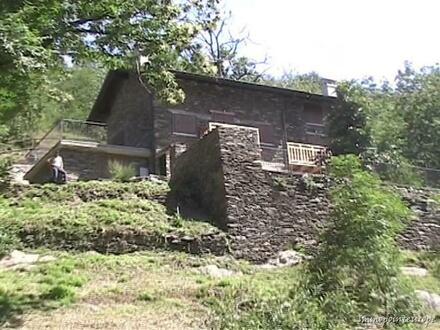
[[287, 142, 326, 170], [25, 119, 107, 163]]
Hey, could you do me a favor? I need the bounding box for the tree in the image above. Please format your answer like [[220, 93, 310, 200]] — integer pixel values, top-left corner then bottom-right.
[[183, 12, 268, 81], [327, 81, 370, 155], [0, 0, 220, 142], [264, 71, 324, 94], [28, 65, 107, 135], [302, 155, 417, 327], [396, 63, 440, 168]]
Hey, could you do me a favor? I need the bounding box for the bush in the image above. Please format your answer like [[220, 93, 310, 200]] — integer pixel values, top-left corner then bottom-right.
[[302, 155, 419, 327], [108, 160, 136, 182], [0, 231, 21, 257], [0, 155, 12, 191]]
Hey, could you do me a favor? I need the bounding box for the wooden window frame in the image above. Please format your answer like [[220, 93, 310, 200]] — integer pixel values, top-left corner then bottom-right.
[[171, 112, 198, 137]]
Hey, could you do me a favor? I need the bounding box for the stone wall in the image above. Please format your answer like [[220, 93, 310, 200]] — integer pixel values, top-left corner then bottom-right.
[[29, 146, 149, 183], [170, 125, 440, 263], [169, 130, 228, 229], [217, 126, 331, 262], [396, 187, 440, 250]]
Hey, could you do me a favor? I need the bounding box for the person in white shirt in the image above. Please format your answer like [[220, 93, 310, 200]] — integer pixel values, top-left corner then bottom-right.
[[48, 152, 66, 183]]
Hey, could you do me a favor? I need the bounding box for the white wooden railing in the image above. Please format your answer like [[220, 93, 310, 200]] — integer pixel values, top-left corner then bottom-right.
[[287, 142, 326, 166]]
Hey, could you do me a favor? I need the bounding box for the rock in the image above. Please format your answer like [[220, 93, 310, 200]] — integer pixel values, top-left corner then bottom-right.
[[401, 266, 428, 277], [416, 290, 440, 312], [198, 265, 239, 278], [0, 250, 56, 271], [0, 250, 39, 269], [39, 255, 57, 263], [259, 250, 308, 269]]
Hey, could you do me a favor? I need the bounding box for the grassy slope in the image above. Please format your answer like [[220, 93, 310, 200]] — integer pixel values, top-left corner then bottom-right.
[[1, 250, 440, 330], [0, 181, 219, 254], [0, 250, 252, 329], [1, 182, 440, 329]]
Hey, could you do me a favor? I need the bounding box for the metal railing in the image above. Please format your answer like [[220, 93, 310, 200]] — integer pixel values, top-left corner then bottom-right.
[[370, 162, 440, 189], [25, 119, 107, 163], [287, 142, 326, 166]]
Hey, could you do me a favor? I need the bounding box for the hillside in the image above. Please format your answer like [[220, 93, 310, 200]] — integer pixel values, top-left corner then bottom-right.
[[1, 180, 440, 329], [0, 181, 225, 255]]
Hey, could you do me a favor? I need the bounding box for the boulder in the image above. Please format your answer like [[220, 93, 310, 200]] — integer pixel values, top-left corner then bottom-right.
[[259, 250, 309, 269], [198, 265, 240, 278], [416, 290, 440, 312], [0, 250, 56, 271], [401, 266, 428, 277]]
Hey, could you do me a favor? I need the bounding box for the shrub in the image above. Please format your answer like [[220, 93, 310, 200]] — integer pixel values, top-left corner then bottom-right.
[[108, 160, 136, 182], [0, 155, 12, 191], [0, 231, 21, 257], [302, 155, 419, 327]]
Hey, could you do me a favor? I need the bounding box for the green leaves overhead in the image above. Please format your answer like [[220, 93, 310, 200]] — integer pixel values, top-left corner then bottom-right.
[[0, 0, 220, 103]]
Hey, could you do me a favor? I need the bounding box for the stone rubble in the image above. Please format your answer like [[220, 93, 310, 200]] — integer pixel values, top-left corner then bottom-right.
[[198, 264, 241, 278], [258, 250, 309, 269], [0, 250, 57, 271], [416, 290, 440, 312], [400, 266, 428, 277]]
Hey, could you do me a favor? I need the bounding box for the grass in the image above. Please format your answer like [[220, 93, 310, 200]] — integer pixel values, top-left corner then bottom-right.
[[0, 255, 87, 327], [0, 180, 221, 254], [1, 249, 440, 329], [8, 180, 170, 203], [0, 250, 251, 329]]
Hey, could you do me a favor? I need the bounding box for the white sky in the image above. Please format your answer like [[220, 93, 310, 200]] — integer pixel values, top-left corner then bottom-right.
[[224, 0, 440, 82]]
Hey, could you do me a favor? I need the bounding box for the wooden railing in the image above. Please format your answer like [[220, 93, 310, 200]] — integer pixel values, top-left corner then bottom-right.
[[287, 142, 326, 166]]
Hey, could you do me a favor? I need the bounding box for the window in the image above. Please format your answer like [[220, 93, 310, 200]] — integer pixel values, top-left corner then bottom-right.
[[304, 103, 325, 136], [172, 113, 197, 136], [303, 103, 323, 124], [211, 110, 235, 123], [257, 123, 277, 145]]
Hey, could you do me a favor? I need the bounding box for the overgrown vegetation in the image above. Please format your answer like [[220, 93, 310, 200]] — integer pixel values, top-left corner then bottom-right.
[[0, 180, 218, 255], [201, 156, 428, 329], [108, 160, 136, 182], [326, 64, 440, 187], [302, 155, 418, 328], [0, 256, 87, 325]]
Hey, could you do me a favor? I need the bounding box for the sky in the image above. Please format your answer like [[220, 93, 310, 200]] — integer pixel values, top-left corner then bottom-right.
[[224, 0, 440, 82]]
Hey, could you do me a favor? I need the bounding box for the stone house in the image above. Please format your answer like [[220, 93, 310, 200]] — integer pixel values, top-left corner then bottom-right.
[[24, 70, 336, 183]]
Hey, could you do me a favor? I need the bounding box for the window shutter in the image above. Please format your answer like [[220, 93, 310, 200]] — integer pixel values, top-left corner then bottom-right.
[[211, 111, 235, 123], [172, 113, 197, 135], [303, 103, 323, 124], [258, 123, 276, 145]]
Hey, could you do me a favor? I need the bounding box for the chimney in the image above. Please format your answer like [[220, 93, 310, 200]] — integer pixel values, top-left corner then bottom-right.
[[321, 78, 337, 97]]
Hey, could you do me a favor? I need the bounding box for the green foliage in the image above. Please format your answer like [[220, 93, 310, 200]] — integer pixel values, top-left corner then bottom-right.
[[331, 65, 440, 186], [328, 154, 363, 178], [327, 81, 371, 155], [264, 71, 324, 94], [108, 160, 136, 182], [396, 64, 440, 168], [0, 155, 12, 190], [9, 180, 169, 202], [29, 66, 106, 135], [0, 180, 217, 253], [0, 257, 87, 325], [0, 0, 221, 145], [138, 291, 157, 302], [302, 155, 418, 326], [0, 231, 21, 258]]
